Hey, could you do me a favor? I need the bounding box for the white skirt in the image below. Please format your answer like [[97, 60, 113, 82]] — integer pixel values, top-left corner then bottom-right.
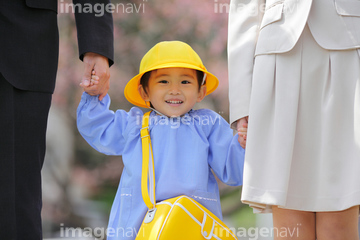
[[241, 24, 360, 213]]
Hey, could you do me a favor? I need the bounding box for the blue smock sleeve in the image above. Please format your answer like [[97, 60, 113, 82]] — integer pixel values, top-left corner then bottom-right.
[[206, 111, 245, 186], [77, 92, 141, 155]]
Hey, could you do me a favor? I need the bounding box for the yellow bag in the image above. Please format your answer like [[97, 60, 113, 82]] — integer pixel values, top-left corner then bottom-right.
[[136, 112, 237, 240]]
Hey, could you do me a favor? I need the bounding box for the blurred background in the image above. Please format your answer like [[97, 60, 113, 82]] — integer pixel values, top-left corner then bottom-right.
[[41, 0, 260, 239]]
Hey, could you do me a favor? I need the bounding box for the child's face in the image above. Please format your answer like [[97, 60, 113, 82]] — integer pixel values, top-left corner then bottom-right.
[[138, 68, 207, 117]]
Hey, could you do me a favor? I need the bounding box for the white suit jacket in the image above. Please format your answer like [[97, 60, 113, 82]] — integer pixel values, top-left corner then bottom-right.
[[228, 0, 360, 126]]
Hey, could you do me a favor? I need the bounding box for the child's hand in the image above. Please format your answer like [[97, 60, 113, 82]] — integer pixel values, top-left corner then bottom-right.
[[89, 70, 99, 86], [79, 53, 110, 101], [237, 116, 248, 149], [80, 70, 100, 91]]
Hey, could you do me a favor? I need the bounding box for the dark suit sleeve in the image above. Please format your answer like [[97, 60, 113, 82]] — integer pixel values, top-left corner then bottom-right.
[[73, 0, 114, 66]]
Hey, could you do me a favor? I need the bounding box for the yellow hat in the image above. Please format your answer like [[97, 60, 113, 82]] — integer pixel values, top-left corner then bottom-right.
[[124, 41, 219, 108]]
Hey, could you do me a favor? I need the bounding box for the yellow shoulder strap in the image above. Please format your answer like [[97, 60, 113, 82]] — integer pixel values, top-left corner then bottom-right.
[[140, 111, 156, 209]]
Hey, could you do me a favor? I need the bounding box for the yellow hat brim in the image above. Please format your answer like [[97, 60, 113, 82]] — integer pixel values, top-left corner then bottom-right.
[[124, 63, 219, 108]]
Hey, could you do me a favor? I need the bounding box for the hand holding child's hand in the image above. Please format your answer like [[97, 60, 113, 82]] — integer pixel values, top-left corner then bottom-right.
[[79, 52, 110, 101], [80, 70, 100, 93], [237, 116, 248, 149]]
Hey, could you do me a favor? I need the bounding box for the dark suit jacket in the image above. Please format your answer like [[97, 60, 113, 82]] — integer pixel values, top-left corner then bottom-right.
[[0, 0, 114, 93]]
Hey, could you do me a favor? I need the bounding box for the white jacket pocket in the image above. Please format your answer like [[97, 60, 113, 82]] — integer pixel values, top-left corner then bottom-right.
[[335, 0, 360, 17]]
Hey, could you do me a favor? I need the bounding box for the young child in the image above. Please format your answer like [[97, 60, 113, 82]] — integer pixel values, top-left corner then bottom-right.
[[77, 41, 245, 240]]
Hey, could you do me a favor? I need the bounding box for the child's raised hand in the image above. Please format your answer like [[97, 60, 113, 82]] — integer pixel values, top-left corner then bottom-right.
[[237, 116, 248, 149], [89, 70, 99, 86], [80, 70, 100, 91]]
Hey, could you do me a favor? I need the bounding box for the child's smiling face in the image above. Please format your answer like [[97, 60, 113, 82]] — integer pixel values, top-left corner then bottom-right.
[[138, 67, 207, 117]]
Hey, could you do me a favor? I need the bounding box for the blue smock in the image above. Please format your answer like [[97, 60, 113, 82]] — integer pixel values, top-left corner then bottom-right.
[[77, 93, 244, 239]]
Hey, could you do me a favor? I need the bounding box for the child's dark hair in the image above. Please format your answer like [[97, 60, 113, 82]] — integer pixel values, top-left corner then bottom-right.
[[140, 69, 205, 94]]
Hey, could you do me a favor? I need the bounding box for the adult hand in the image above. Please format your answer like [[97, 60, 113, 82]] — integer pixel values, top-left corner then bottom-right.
[[80, 52, 110, 101], [237, 116, 248, 149]]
